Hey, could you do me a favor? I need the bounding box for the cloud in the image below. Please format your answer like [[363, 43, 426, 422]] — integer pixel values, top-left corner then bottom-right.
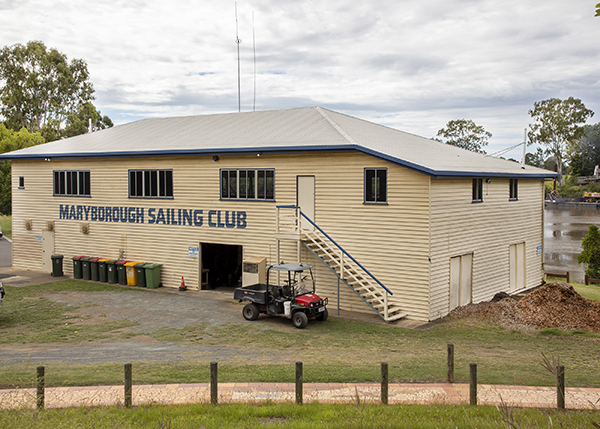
[[0, 0, 598, 158]]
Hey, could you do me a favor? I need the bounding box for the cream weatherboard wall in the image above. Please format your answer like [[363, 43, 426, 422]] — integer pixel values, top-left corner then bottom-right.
[[428, 178, 545, 320], [11, 151, 433, 320]]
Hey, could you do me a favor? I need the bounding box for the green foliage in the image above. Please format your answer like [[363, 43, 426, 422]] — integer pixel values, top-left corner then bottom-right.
[[435, 118, 491, 153], [570, 123, 600, 177], [0, 125, 44, 214], [596, 2, 600, 17], [1, 402, 598, 429], [0, 41, 111, 142], [528, 97, 595, 186], [578, 225, 600, 278]]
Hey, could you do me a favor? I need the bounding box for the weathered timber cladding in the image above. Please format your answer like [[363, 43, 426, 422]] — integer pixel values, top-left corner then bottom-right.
[[12, 152, 432, 319], [428, 178, 544, 320]]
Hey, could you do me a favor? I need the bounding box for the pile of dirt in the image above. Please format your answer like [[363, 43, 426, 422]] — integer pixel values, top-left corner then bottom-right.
[[449, 282, 600, 333]]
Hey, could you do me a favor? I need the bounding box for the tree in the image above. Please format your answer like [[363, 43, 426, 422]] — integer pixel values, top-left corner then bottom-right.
[[435, 119, 492, 154], [578, 225, 600, 279], [569, 123, 600, 177], [63, 102, 114, 138], [596, 2, 600, 17], [0, 124, 44, 214], [528, 97, 594, 186], [0, 40, 111, 142]]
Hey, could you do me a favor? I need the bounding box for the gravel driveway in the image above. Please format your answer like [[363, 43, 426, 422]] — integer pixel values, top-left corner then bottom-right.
[[1, 289, 272, 365]]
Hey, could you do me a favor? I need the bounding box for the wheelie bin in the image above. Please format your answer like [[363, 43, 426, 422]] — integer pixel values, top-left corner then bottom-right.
[[51, 255, 64, 277], [81, 257, 93, 280], [125, 261, 143, 286], [98, 259, 111, 282], [116, 260, 129, 285], [107, 260, 118, 284], [72, 256, 87, 279], [90, 258, 101, 281], [144, 263, 162, 289], [134, 263, 146, 287]]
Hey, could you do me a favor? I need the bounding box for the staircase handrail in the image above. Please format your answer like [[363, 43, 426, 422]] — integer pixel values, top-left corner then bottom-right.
[[298, 211, 393, 296]]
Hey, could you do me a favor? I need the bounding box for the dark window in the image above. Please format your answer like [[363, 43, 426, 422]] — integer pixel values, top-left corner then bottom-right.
[[129, 169, 173, 198], [53, 170, 90, 196], [509, 179, 518, 200], [221, 169, 275, 200], [365, 168, 387, 203], [472, 178, 483, 202], [18, 176, 24, 188]]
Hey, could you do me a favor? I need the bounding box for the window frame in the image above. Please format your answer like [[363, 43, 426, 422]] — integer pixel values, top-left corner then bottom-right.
[[364, 167, 388, 204], [53, 170, 91, 197], [220, 168, 275, 201], [128, 169, 173, 199], [509, 178, 518, 200], [472, 178, 483, 203]]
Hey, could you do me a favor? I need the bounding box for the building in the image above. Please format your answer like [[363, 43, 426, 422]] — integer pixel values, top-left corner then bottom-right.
[[0, 107, 558, 322]]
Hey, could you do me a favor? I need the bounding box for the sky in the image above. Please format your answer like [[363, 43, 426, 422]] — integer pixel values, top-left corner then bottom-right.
[[0, 0, 599, 159]]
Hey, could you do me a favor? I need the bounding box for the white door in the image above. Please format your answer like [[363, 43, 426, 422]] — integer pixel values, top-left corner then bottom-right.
[[449, 253, 473, 311], [297, 176, 315, 230], [42, 230, 54, 273], [509, 243, 526, 291]]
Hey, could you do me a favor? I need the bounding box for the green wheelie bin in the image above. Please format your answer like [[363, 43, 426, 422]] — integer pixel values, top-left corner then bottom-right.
[[72, 256, 87, 279], [90, 258, 101, 281], [81, 257, 93, 280], [51, 255, 64, 277], [107, 260, 118, 284], [116, 260, 129, 285], [134, 263, 146, 287], [144, 263, 162, 289], [98, 259, 111, 282]]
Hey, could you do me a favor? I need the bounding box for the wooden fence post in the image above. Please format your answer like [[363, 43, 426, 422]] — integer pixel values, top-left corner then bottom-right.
[[124, 363, 132, 408], [381, 362, 388, 405], [36, 366, 45, 410], [210, 361, 218, 405], [296, 362, 303, 405], [447, 344, 454, 383], [469, 363, 477, 406], [557, 365, 565, 410]]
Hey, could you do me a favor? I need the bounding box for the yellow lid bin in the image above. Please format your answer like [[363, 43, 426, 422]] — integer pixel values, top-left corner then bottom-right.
[[125, 261, 143, 286]]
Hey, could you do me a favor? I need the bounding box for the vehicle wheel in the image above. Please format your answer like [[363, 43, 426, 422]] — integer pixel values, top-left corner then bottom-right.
[[315, 307, 328, 322], [242, 303, 259, 321], [292, 311, 309, 329]]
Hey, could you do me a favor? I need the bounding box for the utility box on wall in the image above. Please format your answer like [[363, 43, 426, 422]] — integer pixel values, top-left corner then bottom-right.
[[243, 257, 267, 286]]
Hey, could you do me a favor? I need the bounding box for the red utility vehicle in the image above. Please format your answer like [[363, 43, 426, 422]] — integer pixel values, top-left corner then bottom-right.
[[233, 262, 328, 329]]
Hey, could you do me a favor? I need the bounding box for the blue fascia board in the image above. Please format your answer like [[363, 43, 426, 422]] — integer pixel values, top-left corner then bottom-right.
[[0, 144, 559, 179]]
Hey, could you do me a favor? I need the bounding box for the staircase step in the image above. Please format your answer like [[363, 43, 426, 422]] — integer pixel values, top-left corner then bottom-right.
[[386, 312, 408, 322]]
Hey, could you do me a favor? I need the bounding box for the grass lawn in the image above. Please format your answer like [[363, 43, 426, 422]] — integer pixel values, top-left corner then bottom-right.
[[1, 402, 600, 429], [2, 281, 600, 390], [0, 214, 11, 240]]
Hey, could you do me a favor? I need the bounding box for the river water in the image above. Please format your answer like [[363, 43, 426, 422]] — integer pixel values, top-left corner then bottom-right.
[[544, 203, 600, 282]]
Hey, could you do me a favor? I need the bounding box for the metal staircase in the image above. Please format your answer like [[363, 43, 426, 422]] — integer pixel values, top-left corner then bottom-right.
[[275, 206, 407, 322]]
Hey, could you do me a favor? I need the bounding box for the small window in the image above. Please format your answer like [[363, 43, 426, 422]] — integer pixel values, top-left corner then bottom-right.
[[364, 168, 387, 204], [509, 179, 518, 200], [472, 178, 483, 202], [129, 169, 173, 198], [18, 176, 24, 188], [221, 169, 275, 200], [53, 170, 91, 196]]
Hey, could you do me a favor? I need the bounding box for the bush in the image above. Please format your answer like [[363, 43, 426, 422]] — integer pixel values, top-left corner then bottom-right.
[[578, 225, 600, 278]]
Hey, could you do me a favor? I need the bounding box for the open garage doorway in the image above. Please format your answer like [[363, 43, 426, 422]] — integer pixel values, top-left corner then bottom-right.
[[200, 243, 243, 290]]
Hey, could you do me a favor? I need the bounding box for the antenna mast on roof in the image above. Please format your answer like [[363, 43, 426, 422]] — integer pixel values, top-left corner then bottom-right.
[[235, 2, 242, 112], [253, 11, 256, 111]]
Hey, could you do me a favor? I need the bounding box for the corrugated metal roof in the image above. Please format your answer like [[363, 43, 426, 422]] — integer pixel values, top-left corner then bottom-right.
[[0, 106, 558, 179]]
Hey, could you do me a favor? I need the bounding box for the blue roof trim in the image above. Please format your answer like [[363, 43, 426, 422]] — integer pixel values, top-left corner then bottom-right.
[[0, 144, 559, 179]]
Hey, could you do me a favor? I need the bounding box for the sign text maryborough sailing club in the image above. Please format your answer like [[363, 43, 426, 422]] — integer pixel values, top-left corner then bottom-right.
[[58, 205, 248, 229]]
